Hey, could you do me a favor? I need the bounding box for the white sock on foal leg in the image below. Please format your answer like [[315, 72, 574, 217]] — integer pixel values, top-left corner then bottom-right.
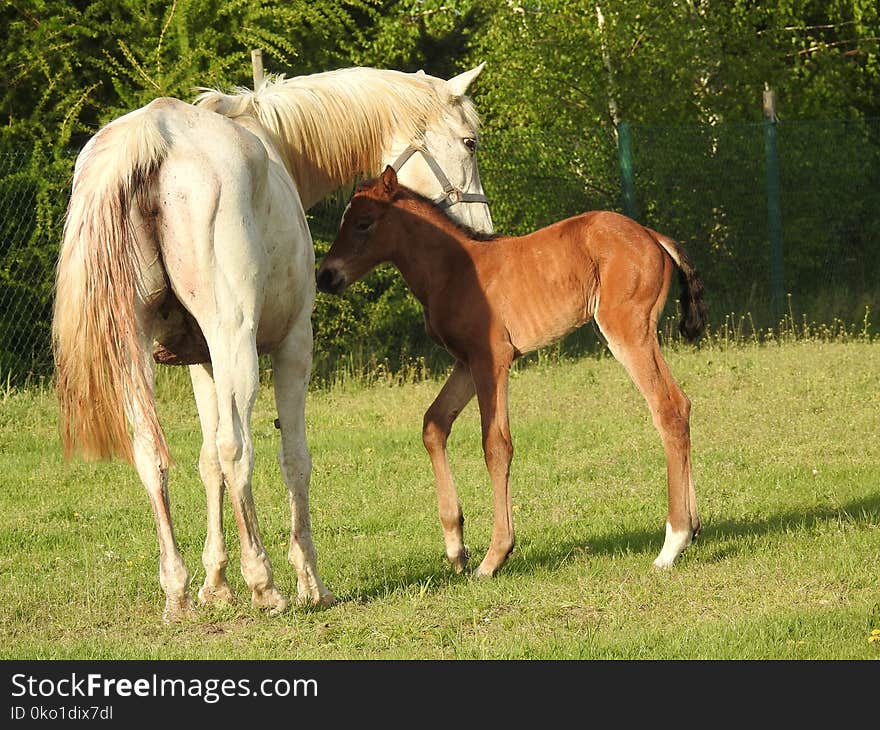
[[653, 521, 693, 569]]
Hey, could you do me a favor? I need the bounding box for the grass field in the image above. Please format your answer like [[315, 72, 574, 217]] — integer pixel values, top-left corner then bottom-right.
[[1, 339, 878, 659]]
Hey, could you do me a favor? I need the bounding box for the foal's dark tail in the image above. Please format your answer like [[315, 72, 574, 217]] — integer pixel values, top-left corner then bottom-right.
[[648, 229, 707, 342]]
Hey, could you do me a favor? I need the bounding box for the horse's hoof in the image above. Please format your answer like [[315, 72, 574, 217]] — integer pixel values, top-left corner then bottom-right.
[[162, 595, 195, 623], [297, 585, 336, 608], [299, 591, 335, 609], [295, 574, 335, 608], [252, 587, 289, 616], [198, 582, 234, 606]]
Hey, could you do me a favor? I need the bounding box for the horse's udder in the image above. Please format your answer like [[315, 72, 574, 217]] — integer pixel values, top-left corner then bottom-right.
[[152, 340, 210, 366], [152, 295, 211, 365]]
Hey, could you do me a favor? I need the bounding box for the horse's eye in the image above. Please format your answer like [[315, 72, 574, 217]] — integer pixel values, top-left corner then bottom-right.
[[463, 138, 477, 153], [354, 219, 372, 233]]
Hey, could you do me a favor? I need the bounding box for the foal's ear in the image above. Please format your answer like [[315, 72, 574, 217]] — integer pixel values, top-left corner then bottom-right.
[[380, 165, 398, 195]]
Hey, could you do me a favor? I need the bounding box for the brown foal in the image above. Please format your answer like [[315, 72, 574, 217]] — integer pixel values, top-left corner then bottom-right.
[[318, 166, 707, 577]]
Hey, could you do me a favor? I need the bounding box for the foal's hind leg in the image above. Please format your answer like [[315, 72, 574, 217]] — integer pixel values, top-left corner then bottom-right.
[[595, 310, 700, 568], [189, 363, 234, 605], [272, 314, 333, 607], [422, 360, 476, 572]]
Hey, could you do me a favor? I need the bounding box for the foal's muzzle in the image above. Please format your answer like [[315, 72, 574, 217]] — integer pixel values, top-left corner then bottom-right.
[[316, 265, 346, 295]]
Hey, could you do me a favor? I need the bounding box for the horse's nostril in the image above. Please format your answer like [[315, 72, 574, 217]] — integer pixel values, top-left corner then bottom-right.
[[316, 266, 340, 294]]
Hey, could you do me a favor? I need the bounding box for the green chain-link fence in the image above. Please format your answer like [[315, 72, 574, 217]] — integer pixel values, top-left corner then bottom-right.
[[627, 118, 880, 325], [2, 118, 879, 384], [480, 118, 880, 332], [0, 149, 60, 383]]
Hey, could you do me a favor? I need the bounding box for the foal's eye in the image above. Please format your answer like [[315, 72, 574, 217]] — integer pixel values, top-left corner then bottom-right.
[[354, 219, 372, 233], [463, 138, 477, 154]]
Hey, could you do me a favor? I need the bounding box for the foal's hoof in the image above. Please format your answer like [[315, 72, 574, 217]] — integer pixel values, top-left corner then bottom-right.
[[652, 524, 695, 569], [162, 595, 195, 624], [472, 563, 498, 579], [252, 587, 289, 616], [198, 582, 234, 606], [448, 546, 470, 574]]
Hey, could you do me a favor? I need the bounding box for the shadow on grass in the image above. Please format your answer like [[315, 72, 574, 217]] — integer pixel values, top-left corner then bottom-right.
[[342, 492, 880, 599], [336, 558, 465, 605], [506, 492, 880, 576]]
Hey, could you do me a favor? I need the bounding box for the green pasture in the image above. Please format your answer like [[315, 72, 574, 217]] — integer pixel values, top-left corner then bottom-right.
[[1, 339, 878, 659]]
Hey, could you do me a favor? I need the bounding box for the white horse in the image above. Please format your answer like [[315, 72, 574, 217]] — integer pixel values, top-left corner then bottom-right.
[[52, 64, 492, 622]]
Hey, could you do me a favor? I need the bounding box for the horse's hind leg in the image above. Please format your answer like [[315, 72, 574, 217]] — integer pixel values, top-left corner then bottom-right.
[[189, 363, 234, 605], [208, 325, 287, 614], [272, 313, 333, 607], [129, 334, 193, 622], [422, 360, 476, 572], [595, 308, 700, 568]]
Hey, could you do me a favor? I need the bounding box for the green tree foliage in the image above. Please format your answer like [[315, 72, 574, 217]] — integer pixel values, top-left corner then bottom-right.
[[455, 1, 880, 327], [1, 1, 878, 380], [0, 0, 371, 381], [1, 0, 371, 148], [462, 0, 880, 130]]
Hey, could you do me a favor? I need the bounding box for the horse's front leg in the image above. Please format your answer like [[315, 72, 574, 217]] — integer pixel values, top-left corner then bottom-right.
[[272, 314, 334, 607], [423, 360, 476, 572], [469, 348, 516, 577]]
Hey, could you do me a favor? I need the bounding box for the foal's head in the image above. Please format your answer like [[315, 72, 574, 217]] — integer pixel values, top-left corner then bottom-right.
[[317, 166, 405, 295]]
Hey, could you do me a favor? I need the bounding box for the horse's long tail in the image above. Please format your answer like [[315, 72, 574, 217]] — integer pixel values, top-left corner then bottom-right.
[[53, 106, 171, 467], [648, 229, 707, 342]]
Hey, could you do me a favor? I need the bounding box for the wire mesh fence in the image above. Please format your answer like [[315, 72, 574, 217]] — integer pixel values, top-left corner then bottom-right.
[[2, 118, 879, 384], [628, 118, 880, 325], [0, 149, 60, 383], [479, 118, 880, 332]]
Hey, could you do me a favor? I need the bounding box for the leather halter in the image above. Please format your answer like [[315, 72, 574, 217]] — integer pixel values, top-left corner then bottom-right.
[[390, 146, 489, 210]]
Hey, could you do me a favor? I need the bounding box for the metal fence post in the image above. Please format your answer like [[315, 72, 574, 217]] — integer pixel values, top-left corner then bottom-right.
[[617, 121, 638, 221], [763, 86, 784, 320]]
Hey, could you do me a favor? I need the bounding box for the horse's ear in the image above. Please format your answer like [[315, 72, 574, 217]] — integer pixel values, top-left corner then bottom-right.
[[447, 62, 485, 98], [381, 165, 398, 195]]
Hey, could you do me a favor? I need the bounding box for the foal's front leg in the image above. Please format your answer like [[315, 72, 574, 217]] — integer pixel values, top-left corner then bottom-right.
[[469, 349, 516, 577], [422, 360, 475, 572]]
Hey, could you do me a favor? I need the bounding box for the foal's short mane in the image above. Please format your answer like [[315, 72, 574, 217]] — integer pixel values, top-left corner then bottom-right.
[[195, 68, 480, 194], [392, 185, 500, 242]]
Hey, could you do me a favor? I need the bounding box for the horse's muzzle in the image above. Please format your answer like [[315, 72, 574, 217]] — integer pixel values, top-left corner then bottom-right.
[[316, 265, 345, 295]]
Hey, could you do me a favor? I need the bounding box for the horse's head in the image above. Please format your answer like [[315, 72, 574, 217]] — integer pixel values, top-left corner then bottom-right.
[[386, 64, 494, 236], [317, 167, 402, 295]]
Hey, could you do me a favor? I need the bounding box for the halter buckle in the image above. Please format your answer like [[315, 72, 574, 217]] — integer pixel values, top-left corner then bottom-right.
[[391, 145, 486, 210]]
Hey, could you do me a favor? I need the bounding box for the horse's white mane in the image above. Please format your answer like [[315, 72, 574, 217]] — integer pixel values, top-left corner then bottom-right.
[[194, 67, 480, 196]]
